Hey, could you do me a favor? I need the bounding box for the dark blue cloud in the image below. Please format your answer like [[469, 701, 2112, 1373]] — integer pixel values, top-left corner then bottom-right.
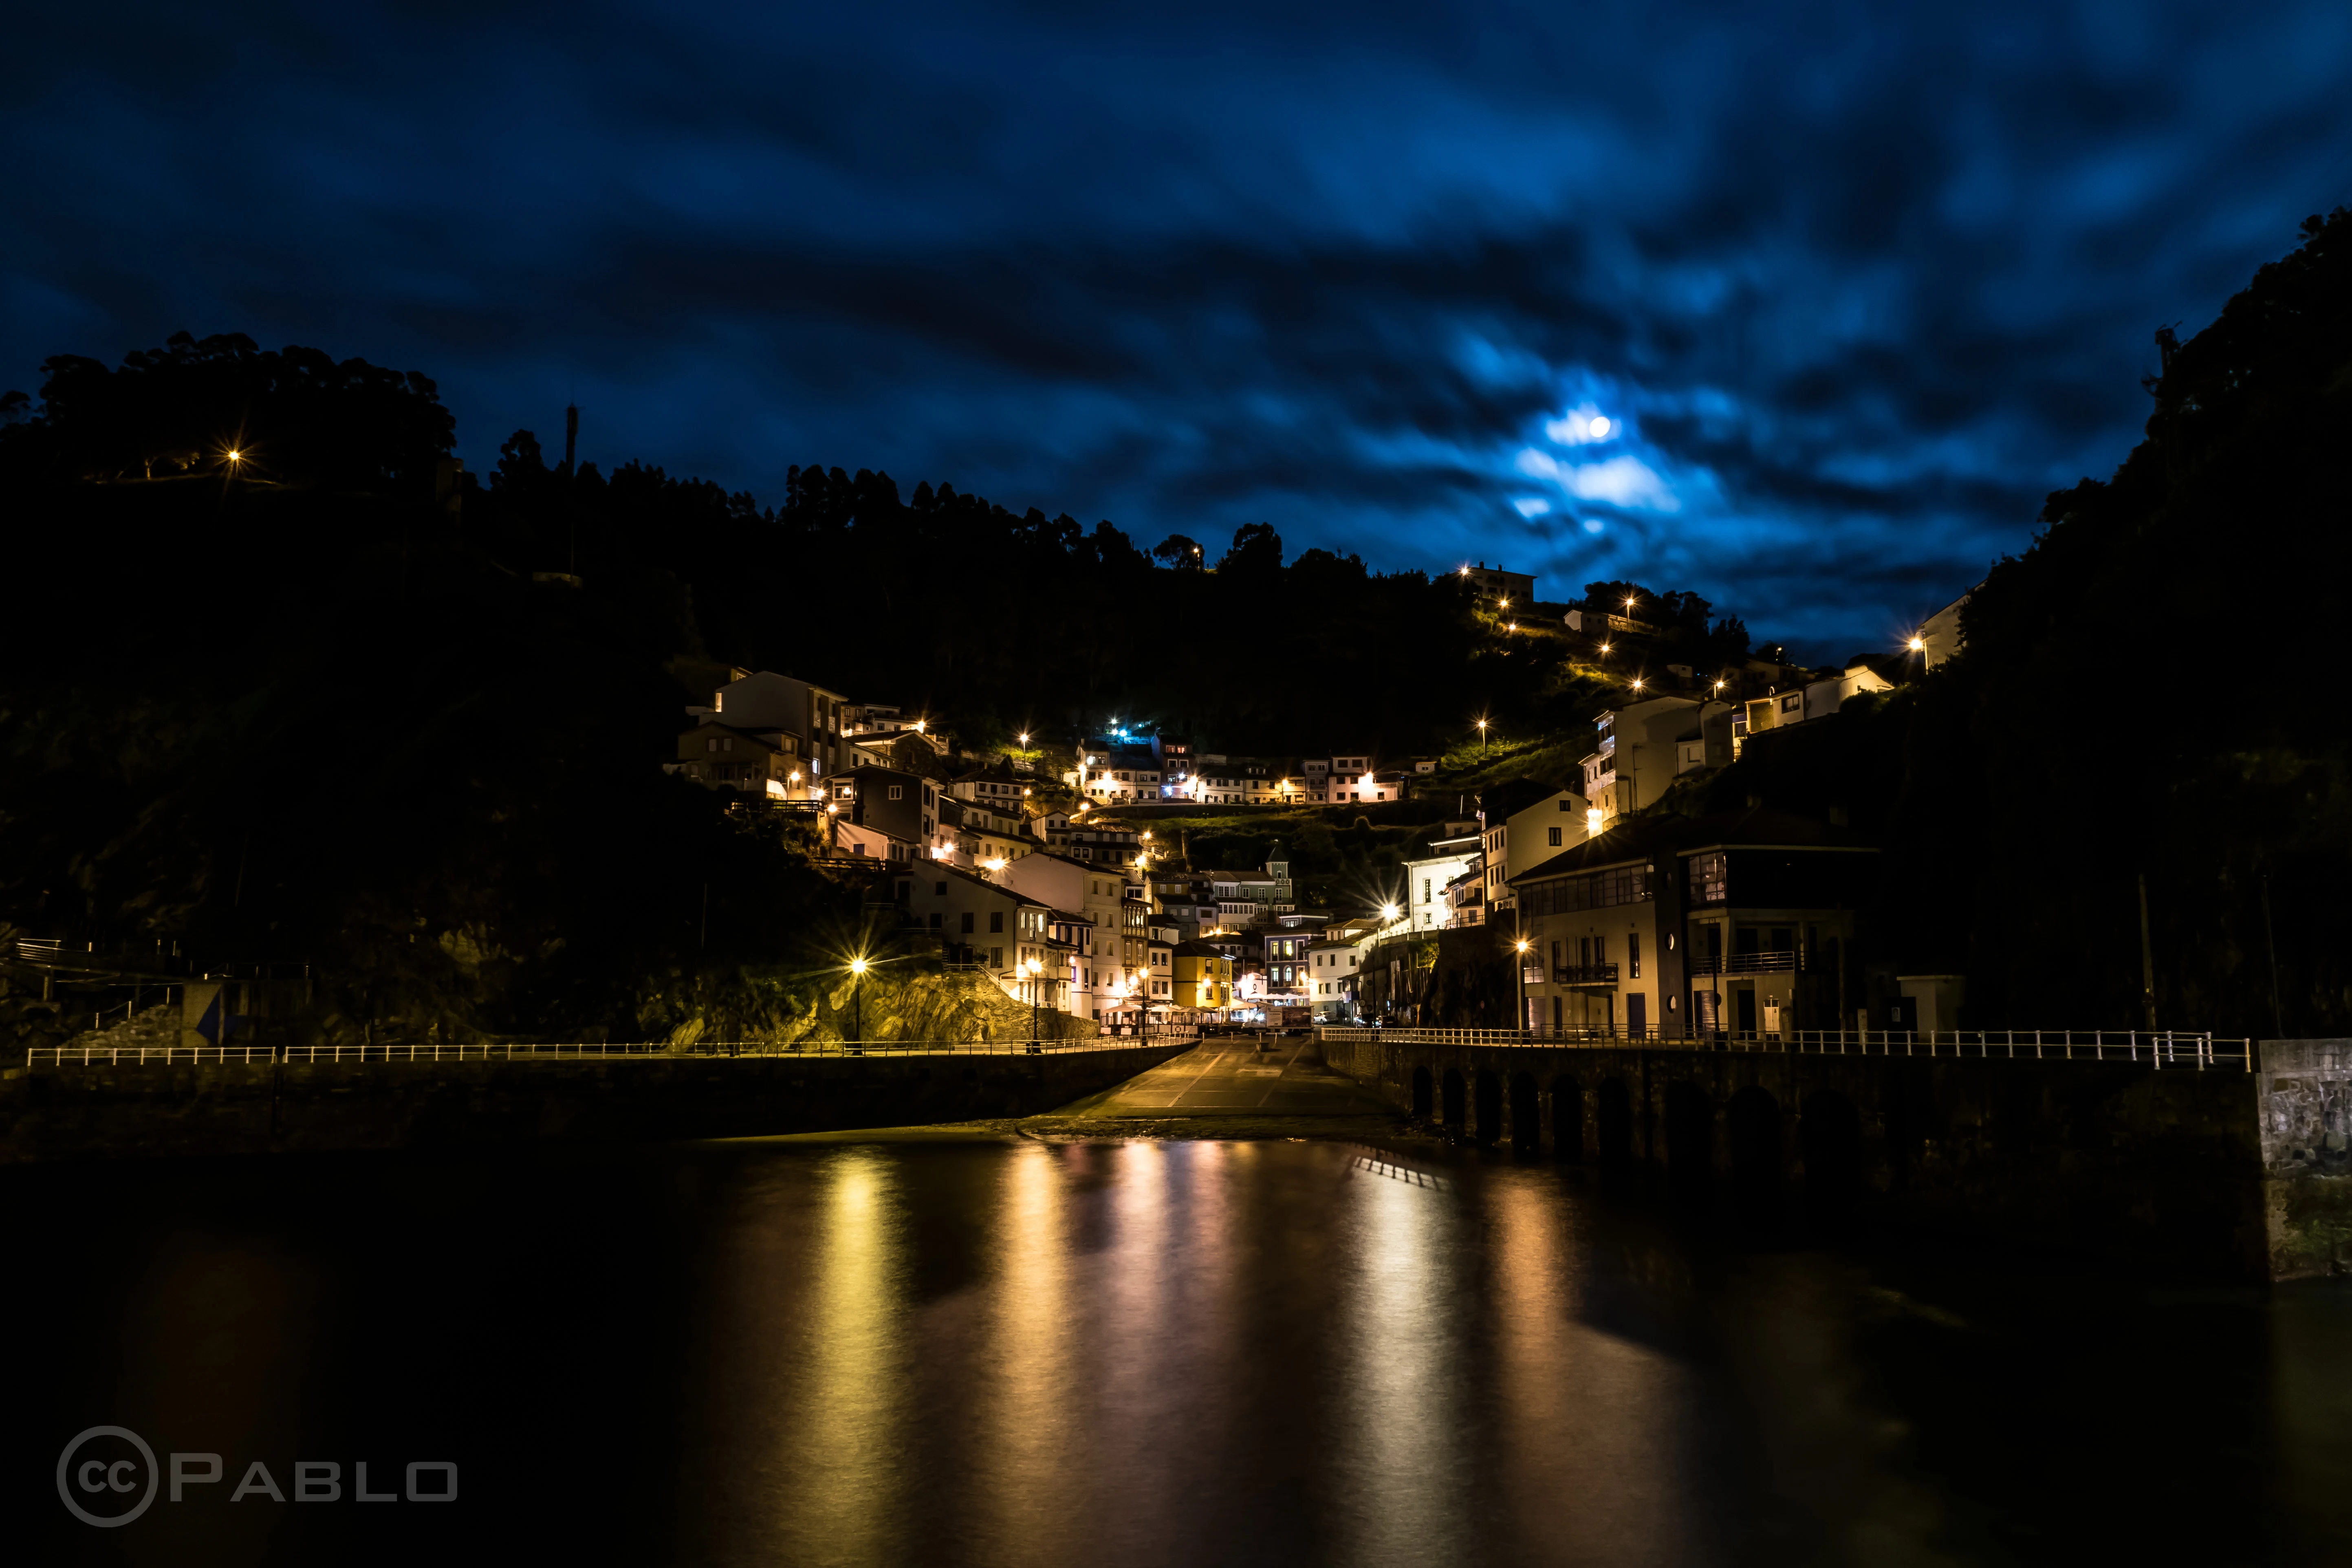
[[7, 0, 2350, 658]]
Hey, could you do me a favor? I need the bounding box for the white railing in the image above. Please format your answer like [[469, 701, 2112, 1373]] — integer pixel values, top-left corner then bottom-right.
[[1314, 1026, 2253, 1070], [25, 1029, 1201, 1068]]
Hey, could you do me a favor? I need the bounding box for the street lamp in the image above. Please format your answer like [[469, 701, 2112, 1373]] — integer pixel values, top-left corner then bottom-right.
[[1019, 731, 1029, 745], [848, 956, 869, 1051], [1514, 937, 1533, 1036], [1024, 956, 1044, 1050], [1631, 678, 1645, 694]]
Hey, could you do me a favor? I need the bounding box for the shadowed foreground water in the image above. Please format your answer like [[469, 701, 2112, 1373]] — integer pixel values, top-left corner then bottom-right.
[[7, 1135, 2352, 1565]]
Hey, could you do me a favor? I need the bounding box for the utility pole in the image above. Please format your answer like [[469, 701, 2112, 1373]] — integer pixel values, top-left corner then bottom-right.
[[2262, 874, 2284, 1039], [564, 403, 580, 575], [2137, 874, 2158, 1031]]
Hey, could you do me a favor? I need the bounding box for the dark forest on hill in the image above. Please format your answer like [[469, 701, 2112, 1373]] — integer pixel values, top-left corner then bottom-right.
[[2, 207, 2346, 1043], [1693, 208, 2352, 1036]]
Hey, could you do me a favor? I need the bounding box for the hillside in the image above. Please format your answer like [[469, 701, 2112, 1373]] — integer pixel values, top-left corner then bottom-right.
[[1688, 208, 2352, 1034]]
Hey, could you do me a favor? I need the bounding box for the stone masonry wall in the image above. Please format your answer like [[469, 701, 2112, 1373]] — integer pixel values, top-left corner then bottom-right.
[[1319, 1032, 2270, 1277], [0, 1042, 1192, 1165], [2255, 1038, 2352, 1278]]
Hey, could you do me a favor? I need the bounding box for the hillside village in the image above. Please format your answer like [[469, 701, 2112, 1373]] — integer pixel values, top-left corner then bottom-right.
[[667, 570, 1970, 1039]]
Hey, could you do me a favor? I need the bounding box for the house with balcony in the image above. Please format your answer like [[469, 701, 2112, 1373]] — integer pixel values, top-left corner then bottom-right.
[[998, 850, 1141, 1020], [1401, 825, 1480, 931], [1582, 696, 1735, 822], [1508, 806, 1877, 1040], [1676, 807, 1878, 1037], [696, 669, 852, 783], [671, 720, 804, 797], [889, 865, 1065, 1009]]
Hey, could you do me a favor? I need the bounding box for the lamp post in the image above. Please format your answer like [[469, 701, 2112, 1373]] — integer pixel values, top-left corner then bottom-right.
[[1514, 937, 1533, 1038], [1380, 901, 1401, 1025], [848, 956, 868, 1053], [1024, 957, 1043, 1051]]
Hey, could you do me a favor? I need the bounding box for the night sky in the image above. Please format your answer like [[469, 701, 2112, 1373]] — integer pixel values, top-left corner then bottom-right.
[[9, 3, 2350, 659]]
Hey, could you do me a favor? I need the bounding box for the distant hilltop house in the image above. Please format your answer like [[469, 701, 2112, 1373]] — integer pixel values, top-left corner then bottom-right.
[[1457, 560, 1537, 608], [686, 669, 852, 787], [1916, 588, 1973, 668]]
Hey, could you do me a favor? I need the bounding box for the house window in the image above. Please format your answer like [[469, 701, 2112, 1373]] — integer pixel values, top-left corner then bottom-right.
[[1687, 852, 1727, 905], [1629, 932, 1642, 978], [888, 784, 904, 800], [989, 911, 1004, 933], [992, 947, 1004, 967], [1549, 826, 1562, 847], [960, 912, 975, 934]]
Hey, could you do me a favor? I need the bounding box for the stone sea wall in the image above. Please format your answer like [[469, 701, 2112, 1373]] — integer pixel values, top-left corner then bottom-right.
[[1319, 1033, 2275, 1278], [0, 1042, 1192, 1164], [2256, 1039, 2352, 1279]]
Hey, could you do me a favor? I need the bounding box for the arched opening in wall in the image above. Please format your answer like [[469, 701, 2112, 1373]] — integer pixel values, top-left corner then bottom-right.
[[1801, 1090, 1864, 1220], [1553, 1076, 1584, 1162], [1597, 1079, 1633, 1169], [1727, 1085, 1783, 1222], [1509, 1072, 1539, 1153], [1442, 1068, 1467, 1133], [1473, 1070, 1503, 1144], [1411, 1065, 1434, 1120], [1663, 1081, 1713, 1205]]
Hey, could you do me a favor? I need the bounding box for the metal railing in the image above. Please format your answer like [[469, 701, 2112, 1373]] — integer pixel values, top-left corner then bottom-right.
[[1688, 951, 1799, 975], [26, 1029, 1201, 1068], [1314, 1026, 2253, 1069]]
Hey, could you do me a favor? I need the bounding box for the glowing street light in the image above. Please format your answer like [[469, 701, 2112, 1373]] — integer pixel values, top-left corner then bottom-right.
[[1586, 806, 1605, 838], [1019, 731, 1029, 745], [1631, 678, 1646, 693], [1514, 937, 1533, 1035], [1908, 636, 1925, 653], [847, 956, 869, 1048]]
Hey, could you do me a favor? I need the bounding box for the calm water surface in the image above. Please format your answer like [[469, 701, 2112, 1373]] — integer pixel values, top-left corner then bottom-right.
[[7, 1135, 2352, 1566]]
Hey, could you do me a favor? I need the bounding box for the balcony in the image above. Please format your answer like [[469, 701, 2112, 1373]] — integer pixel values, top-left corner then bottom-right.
[[1690, 950, 1799, 976], [1553, 963, 1619, 986]]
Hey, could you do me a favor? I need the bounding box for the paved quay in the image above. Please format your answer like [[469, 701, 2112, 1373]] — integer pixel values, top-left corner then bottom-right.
[[1017, 1033, 1405, 1141], [749, 1034, 1413, 1143]]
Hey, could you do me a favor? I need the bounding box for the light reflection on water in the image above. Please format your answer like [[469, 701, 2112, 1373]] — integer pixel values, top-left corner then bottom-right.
[[10, 1138, 2352, 1566]]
